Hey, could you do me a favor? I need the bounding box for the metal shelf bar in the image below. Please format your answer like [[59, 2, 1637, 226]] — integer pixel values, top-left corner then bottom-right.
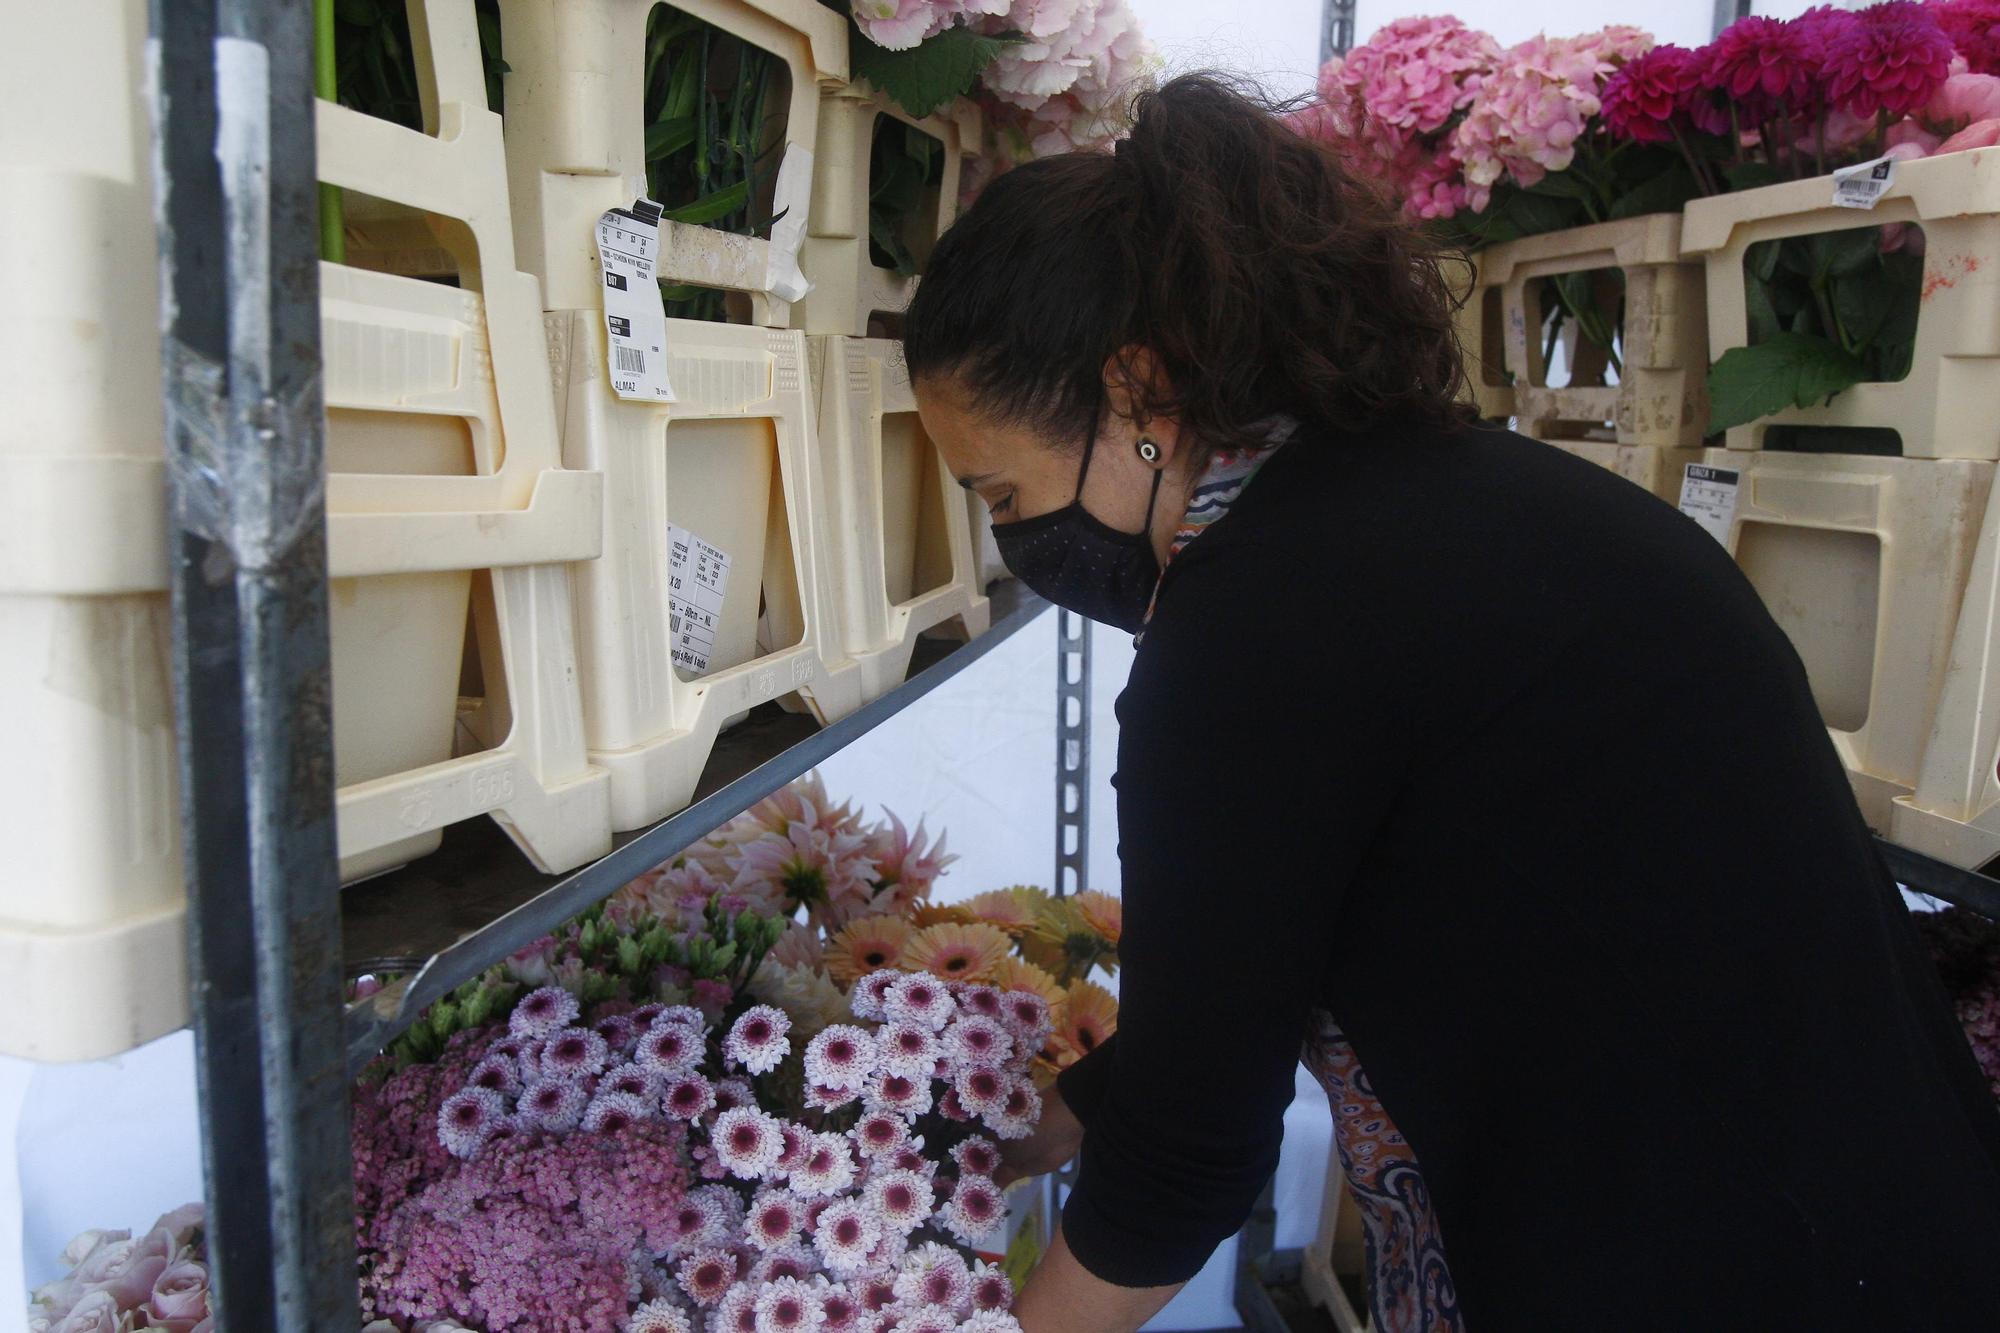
[[151, 0, 359, 1325], [1054, 610, 1092, 898], [1876, 836, 2000, 921], [345, 585, 1049, 1072]]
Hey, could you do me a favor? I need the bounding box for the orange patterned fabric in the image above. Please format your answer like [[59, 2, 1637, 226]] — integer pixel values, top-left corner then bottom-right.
[[1302, 1009, 1465, 1332]]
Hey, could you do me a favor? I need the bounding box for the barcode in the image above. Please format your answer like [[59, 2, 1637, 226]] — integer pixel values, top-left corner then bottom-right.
[[615, 345, 647, 374]]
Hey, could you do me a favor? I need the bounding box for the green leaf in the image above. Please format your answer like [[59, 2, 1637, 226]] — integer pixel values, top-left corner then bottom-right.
[[1723, 161, 1782, 192], [1748, 238, 1783, 284], [1500, 189, 1583, 239], [1706, 333, 1868, 432], [1525, 170, 1598, 203], [1831, 264, 1893, 353], [1814, 227, 1881, 281], [851, 24, 1015, 119], [336, 0, 380, 23], [646, 116, 698, 163], [1607, 160, 1698, 221], [712, 941, 739, 971], [664, 179, 751, 225], [870, 211, 918, 276], [1746, 273, 1784, 345]]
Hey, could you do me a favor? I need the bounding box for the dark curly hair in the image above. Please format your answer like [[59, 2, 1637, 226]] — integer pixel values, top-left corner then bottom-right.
[[902, 72, 1470, 460]]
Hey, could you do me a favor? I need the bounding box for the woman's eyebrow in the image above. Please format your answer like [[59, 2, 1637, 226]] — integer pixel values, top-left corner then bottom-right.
[[956, 471, 1002, 490]]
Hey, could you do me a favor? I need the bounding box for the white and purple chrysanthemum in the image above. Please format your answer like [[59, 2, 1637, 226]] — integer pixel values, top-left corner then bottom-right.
[[636, 1022, 705, 1076], [773, 1121, 811, 1179], [968, 1262, 1014, 1314], [988, 1079, 1041, 1141], [508, 985, 580, 1038], [895, 1305, 958, 1333], [884, 974, 957, 1032], [817, 1280, 862, 1333], [940, 1176, 1005, 1245], [540, 1026, 612, 1080], [806, 1080, 863, 1112], [662, 1190, 733, 1255], [629, 1297, 694, 1333], [751, 1240, 820, 1285], [895, 1243, 972, 1316], [857, 1275, 901, 1313], [664, 1073, 719, 1122], [850, 970, 902, 1022], [601, 1061, 664, 1102], [628, 1002, 668, 1026], [582, 1089, 657, 1134], [593, 1012, 641, 1057], [712, 1076, 756, 1118], [804, 1025, 878, 1091], [955, 984, 1004, 1021], [810, 1197, 882, 1277], [957, 1312, 1024, 1333], [725, 1005, 794, 1076], [465, 1053, 523, 1098], [436, 1086, 507, 1158], [850, 1111, 911, 1161], [789, 1131, 858, 1198], [715, 1285, 761, 1333], [941, 1016, 1014, 1071], [754, 1276, 827, 1333], [674, 1247, 739, 1307], [652, 1004, 707, 1030], [950, 1137, 1002, 1180], [887, 1144, 935, 1179], [998, 992, 1052, 1045], [713, 1106, 787, 1178], [517, 1076, 589, 1134], [746, 1188, 806, 1251], [862, 1070, 933, 1119], [953, 1065, 1009, 1119], [863, 1168, 935, 1235], [876, 1023, 941, 1079]]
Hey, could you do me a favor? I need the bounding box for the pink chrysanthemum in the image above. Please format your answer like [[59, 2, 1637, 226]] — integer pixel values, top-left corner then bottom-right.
[[752, 1241, 821, 1285], [954, 984, 1003, 1021], [958, 1313, 1024, 1333], [884, 974, 957, 1032], [864, 1169, 935, 1235], [509, 985, 580, 1037], [989, 1080, 1041, 1142], [997, 992, 1052, 1044], [877, 1023, 941, 1079], [716, 1285, 763, 1333], [636, 1022, 705, 1076], [791, 1132, 859, 1198], [942, 1016, 1014, 1071], [1935, 0, 2000, 76], [540, 1026, 612, 1080], [968, 1262, 1014, 1314], [951, 1138, 1002, 1179], [631, 1298, 695, 1333], [1828, 1, 1957, 118], [940, 1177, 1006, 1245], [895, 1243, 973, 1315], [805, 1025, 879, 1090], [517, 1076, 589, 1134], [852, 1112, 912, 1161], [436, 1086, 507, 1158], [712, 1076, 755, 1117], [812, 1198, 883, 1277], [1602, 44, 1702, 143], [665, 1073, 719, 1122], [851, 970, 903, 1022], [756, 1276, 829, 1333], [676, 1247, 740, 1306], [582, 1089, 656, 1134], [714, 1106, 787, 1178], [726, 1005, 795, 1076], [466, 1053, 523, 1098], [864, 1070, 934, 1119], [954, 1066, 1010, 1118], [747, 1188, 807, 1250], [818, 1281, 863, 1333]]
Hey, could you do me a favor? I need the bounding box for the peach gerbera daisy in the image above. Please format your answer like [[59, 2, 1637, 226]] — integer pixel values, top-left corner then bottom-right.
[[985, 956, 1065, 1009], [961, 887, 1049, 938], [826, 915, 914, 986], [902, 921, 1014, 984], [1070, 891, 1122, 948], [907, 901, 975, 930], [1049, 979, 1118, 1069]]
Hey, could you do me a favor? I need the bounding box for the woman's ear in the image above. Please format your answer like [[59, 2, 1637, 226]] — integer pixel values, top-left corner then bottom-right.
[[1102, 346, 1183, 465]]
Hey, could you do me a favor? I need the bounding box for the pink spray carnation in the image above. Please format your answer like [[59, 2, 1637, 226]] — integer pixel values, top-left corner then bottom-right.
[[1827, 1, 1957, 118]]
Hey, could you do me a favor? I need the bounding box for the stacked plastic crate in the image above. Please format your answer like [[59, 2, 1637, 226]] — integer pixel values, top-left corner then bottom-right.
[[1679, 148, 2000, 858]]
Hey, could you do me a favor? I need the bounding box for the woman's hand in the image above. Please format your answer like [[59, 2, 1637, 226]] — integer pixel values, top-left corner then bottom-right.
[[995, 1082, 1084, 1187]]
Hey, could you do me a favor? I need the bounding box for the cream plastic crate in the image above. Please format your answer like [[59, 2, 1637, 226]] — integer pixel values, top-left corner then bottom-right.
[[808, 335, 990, 705], [1489, 214, 1708, 448], [794, 85, 980, 336], [1548, 440, 1706, 505], [1452, 249, 1514, 421], [0, 0, 610, 1061], [1682, 147, 2000, 458], [497, 0, 848, 327], [1691, 448, 1995, 833], [546, 314, 857, 829], [1299, 1154, 1374, 1333]]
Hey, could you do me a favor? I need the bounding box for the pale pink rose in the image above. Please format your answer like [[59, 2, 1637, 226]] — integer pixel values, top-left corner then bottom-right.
[[1938, 117, 2000, 152], [1927, 74, 2000, 130], [51, 1291, 129, 1333], [67, 1238, 166, 1313], [504, 934, 558, 987], [144, 1260, 211, 1333], [58, 1232, 129, 1270], [1886, 119, 1943, 154]]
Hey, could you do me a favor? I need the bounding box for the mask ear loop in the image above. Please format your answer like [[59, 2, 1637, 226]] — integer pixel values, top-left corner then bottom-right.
[[1073, 398, 1107, 503]]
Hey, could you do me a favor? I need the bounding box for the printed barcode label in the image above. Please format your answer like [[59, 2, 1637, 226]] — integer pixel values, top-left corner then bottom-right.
[[667, 524, 731, 676], [1832, 156, 1896, 210], [594, 200, 677, 402], [1678, 463, 1741, 547]]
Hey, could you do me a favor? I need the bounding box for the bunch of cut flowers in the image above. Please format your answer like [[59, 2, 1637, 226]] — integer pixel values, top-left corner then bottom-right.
[[27, 1205, 211, 1333]]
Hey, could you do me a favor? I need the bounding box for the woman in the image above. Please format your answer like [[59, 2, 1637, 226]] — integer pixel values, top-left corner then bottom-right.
[[902, 75, 2000, 1332]]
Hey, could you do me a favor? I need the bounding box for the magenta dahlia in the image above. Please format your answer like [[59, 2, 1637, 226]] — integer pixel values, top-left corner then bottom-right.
[[1934, 0, 2000, 76], [1703, 17, 1820, 120], [1603, 45, 1701, 143], [1827, 1, 1957, 118]]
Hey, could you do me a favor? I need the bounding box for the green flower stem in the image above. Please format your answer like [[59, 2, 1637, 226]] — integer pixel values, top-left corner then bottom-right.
[[314, 0, 343, 263]]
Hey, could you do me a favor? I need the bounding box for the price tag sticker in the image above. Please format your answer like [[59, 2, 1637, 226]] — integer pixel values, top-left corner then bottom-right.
[[668, 523, 731, 675], [1679, 463, 1741, 546], [594, 199, 676, 402], [1831, 156, 1896, 210]]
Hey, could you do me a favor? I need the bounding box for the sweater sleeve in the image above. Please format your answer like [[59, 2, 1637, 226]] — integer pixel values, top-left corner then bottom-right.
[[1058, 542, 1410, 1288], [1054, 1032, 1117, 1129]]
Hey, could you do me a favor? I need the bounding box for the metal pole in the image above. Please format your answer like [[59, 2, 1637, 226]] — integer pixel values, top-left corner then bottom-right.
[[1714, 0, 1753, 37], [149, 0, 357, 1326], [1323, 0, 1358, 63], [1054, 610, 1092, 898]]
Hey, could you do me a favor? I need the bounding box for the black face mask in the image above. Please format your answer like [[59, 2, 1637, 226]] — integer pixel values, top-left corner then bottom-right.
[[990, 419, 1165, 633]]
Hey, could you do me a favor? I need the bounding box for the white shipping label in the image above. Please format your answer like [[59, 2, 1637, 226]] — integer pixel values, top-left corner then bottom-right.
[[595, 200, 677, 402], [1831, 156, 1896, 210], [668, 524, 731, 675], [763, 145, 815, 304], [1678, 463, 1741, 546]]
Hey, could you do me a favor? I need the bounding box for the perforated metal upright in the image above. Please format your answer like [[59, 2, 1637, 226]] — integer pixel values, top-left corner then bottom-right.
[[1054, 609, 1092, 899]]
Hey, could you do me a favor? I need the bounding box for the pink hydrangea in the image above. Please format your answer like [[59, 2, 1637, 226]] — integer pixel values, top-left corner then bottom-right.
[[1826, 1, 1957, 119], [1335, 15, 1500, 136]]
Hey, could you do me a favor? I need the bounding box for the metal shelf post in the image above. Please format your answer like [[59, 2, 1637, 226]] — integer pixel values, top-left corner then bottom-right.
[[150, 0, 358, 1326], [1055, 610, 1092, 898]]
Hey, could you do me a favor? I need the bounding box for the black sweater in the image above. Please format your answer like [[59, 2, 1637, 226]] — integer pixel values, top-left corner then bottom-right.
[[1053, 421, 2000, 1330]]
